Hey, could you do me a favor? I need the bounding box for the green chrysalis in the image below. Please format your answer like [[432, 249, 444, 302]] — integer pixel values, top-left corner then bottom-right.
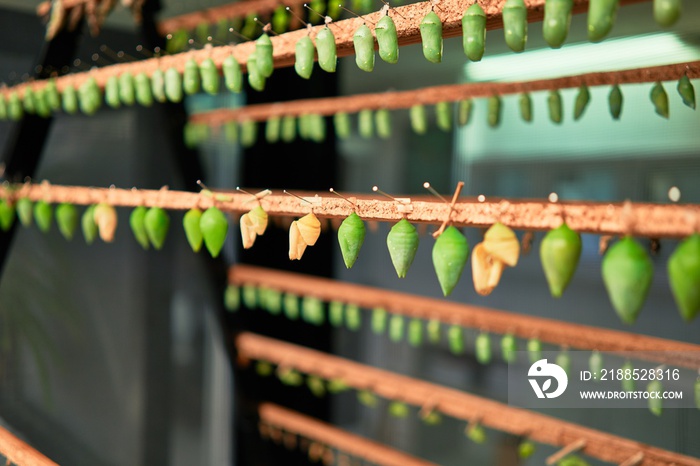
[[165, 67, 183, 103], [105, 75, 121, 108], [266, 116, 281, 144], [246, 53, 266, 92], [55, 203, 78, 240], [573, 84, 591, 120], [353, 24, 375, 72], [0, 200, 15, 231], [588, 0, 620, 42], [519, 93, 533, 122], [130, 206, 150, 250], [654, 0, 682, 27], [589, 350, 603, 380], [334, 112, 351, 139], [389, 314, 404, 342], [183, 59, 201, 95], [543, 0, 574, 49], [33, 201, 53, 233], [82, 205, 98, 245], [487, 95, 502, 128], [650, 81, 669, 118], [556, 350, 571, 375], [435, 101, 451, 132], [462, 3, 486, 61], [548, 90, 563, 124], [432, 226, 469, 296], [458, 99, 473, 126], [677, 75, 696, 110], [338, 212, 366, 268], [620, 360, 636, 392], [16, 198, 33, 227], [601, 236, 653, 324], [667, 234, 700, 322], [419, 10, 443, 64], [223, 55, 243, 93], [475, 332, 492, 364], [427, 318, 441, 343], [8, 92, 23, 120], [527, 338, 542, 363], [448, 325, 464, 354], [503, 0, 528, 52], [609, 84, 623, 119], [345, 303, 361, 331], [387, 218, 419, 278], [316, 27, 337, 73], [200, 207, 228, 258], [410, 104, 428, 134], [240, 120, 258, 148], [135, 72, 154, 107], [281, 115, 296, 142], [408, 318, 423, 347], [145, 207, 170, 250], [119, 72, 136, 106], [44, 79, 61, 111], [295, 35, 315, 80], [376, 14, 399, 64], [183, 208, 203, 253], [375, 108, 391, 139], [540, 222, 582, 297], [255, 33, 274, 78], [501, 333, 517, 363], [358, 109, 374, 138], [372, 307, 388, 334], [224, 285, 240, 312], [199, 58, 220, 95], [647, 380, 663, 416], [329, 300, 344, 327]]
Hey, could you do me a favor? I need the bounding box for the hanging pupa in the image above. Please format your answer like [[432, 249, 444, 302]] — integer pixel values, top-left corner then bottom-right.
[[462, 3, 486, 61], [0, 199, 15, 231], [471, 242, 505, 296], [503, 0, 527, 52], [200, 207, 229, 258], [223, 55, 243, 93], [256, 33, 274, 78], [33, 200, 53, 233], [483, 222, 520, 267], [353, 23, 375, 72], [16, 197, 33, 227], [387, 218, 419, 278], [677, 74, 696, 109], [316, 26, 337, 73], [55, 202, 78, 240], [609, 84, 623, 119], [130, 206, 150, 250], [667, 233, 700, 322], [82, 205, 98, 245], [145, 207, 170, 250], [199, 58, 220, 95], [376, 10, 399, 64], [94, 203, 117, 242], [650, 81, 669, 118], [432, 225, 469, 296], [183, 208, 203, 252], [183, 59, 201, 95], [540, 222, 582, 297], [289, 212, 321, 260], [410, 104, 428, 134], [419, 10, 443, 64], [240, 205, 268, 249], [601, 236, 653, 324], [295, 34, 315, 79], [654, 0, 682, 27], [588, 0, 620, 42], [574, 85, 591, 120], [337, 211, 366, 269], [543, 0, 574, 49]]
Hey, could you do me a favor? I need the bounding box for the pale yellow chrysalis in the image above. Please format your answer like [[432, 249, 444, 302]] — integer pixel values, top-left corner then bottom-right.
[[94, 203, 118, 242], [289, 220, 308, 260], [482, 222, 520, 267], [471, 242, 505, 296], [296, 212, 321, 246]]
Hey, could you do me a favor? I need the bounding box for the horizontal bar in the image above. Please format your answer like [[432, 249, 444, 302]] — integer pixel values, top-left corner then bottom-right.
[[1, 183, 698, 238], [0, 425, 58, 466], [229, 265, 700, 370], [258, 403, 438, 466], [17, 0, 651, 98], [237, 333, 700, 466], [190, 60, 700, 124]]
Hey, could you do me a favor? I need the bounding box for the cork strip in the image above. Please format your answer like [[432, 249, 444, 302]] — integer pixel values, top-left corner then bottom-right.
[[0, 425, 58, 466]]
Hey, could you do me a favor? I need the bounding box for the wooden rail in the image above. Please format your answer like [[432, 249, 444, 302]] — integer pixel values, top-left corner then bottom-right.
[[229, 265, 700, 370], [0, 425, 58, 466], [2, 182, 697, 239], [258, 403, 438, 466], [237, 333, 700, 466]]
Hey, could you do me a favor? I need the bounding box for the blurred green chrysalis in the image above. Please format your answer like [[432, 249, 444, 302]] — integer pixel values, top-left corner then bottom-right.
[[503, 0, 527, 52], [16, 198, 33, 227], [435, 101, 451, 131], [199, 58, 220, 95], [316, 27, 337, 73], [389, 314, 404, 342], [247, 53, 266, 92], [256, 33, 274, 79], [650, 81, 669, 119], [519, 93, 533, 122], [353, 23, 375, 72], [432, 226, 469, 297], [677, 75, 696, 109], [375, 109, 391, 139], [358, 109, 374, 138], [200, 207, 228, 258], [448, 325, 464, 354], [82, 205, 98, 245], [164, 67, 183, 103], [295, 35, 315, 80], [427, 318, 441, 343], [647, 380, 663, 416], [272, 6, 290, 33], [338, 212, 366, 268], [588, 0, 620, 42], [8, 92, 23, 120], [543, 0, 574, 49], [475, 332, 492, 364], [130, 206, 151, 250], [387, 218, 419, 278], [105, 75, 121, 108], [419, 10, 443, 64], [527, 338, 542, 363], [376, 13, 399, 64], [55, 203, 78, 240], [334, 112, 351, 139], [501, 333, 517, 363], [410, 104, 428, 134], [487, 95, 502, 128], [183, 208, 203, 253], [240, 120, 258, 148], [281, 115, 296, 142], [609, 84, 623, 120], [119, 72, 136, 106], [654, 0, 682, 27], [266, 116, 281, 144], [183, 59, 201, 95], [345, 303, 361, 331], [329, 300, 344, 327], [223, 55, 243, 93], [458, 99, 473, 126], [34, 200, 53, 233], [574, 85, 591, 120], [0, 200, 15, 231], [462, 3, 486, 61], [372, 307, 388, 334], [135, 72, 154, 107], [408, 318, 423, 347], [548, 90, 563, 124]]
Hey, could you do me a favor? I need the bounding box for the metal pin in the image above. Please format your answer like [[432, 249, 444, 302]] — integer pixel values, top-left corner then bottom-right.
[[253, 17, 276, 35], [304, 3, 331, 24], [329, 188, 357, 208], [380, 0, 406, 19], [338, 5, 375, 24], [285, 6, 310, 27], [229, 27, 252, 42], [423, 182, 448, 204], [135, 44, 156, 58], [284, 189, 320, 206], [373, 186, 412, 213]]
